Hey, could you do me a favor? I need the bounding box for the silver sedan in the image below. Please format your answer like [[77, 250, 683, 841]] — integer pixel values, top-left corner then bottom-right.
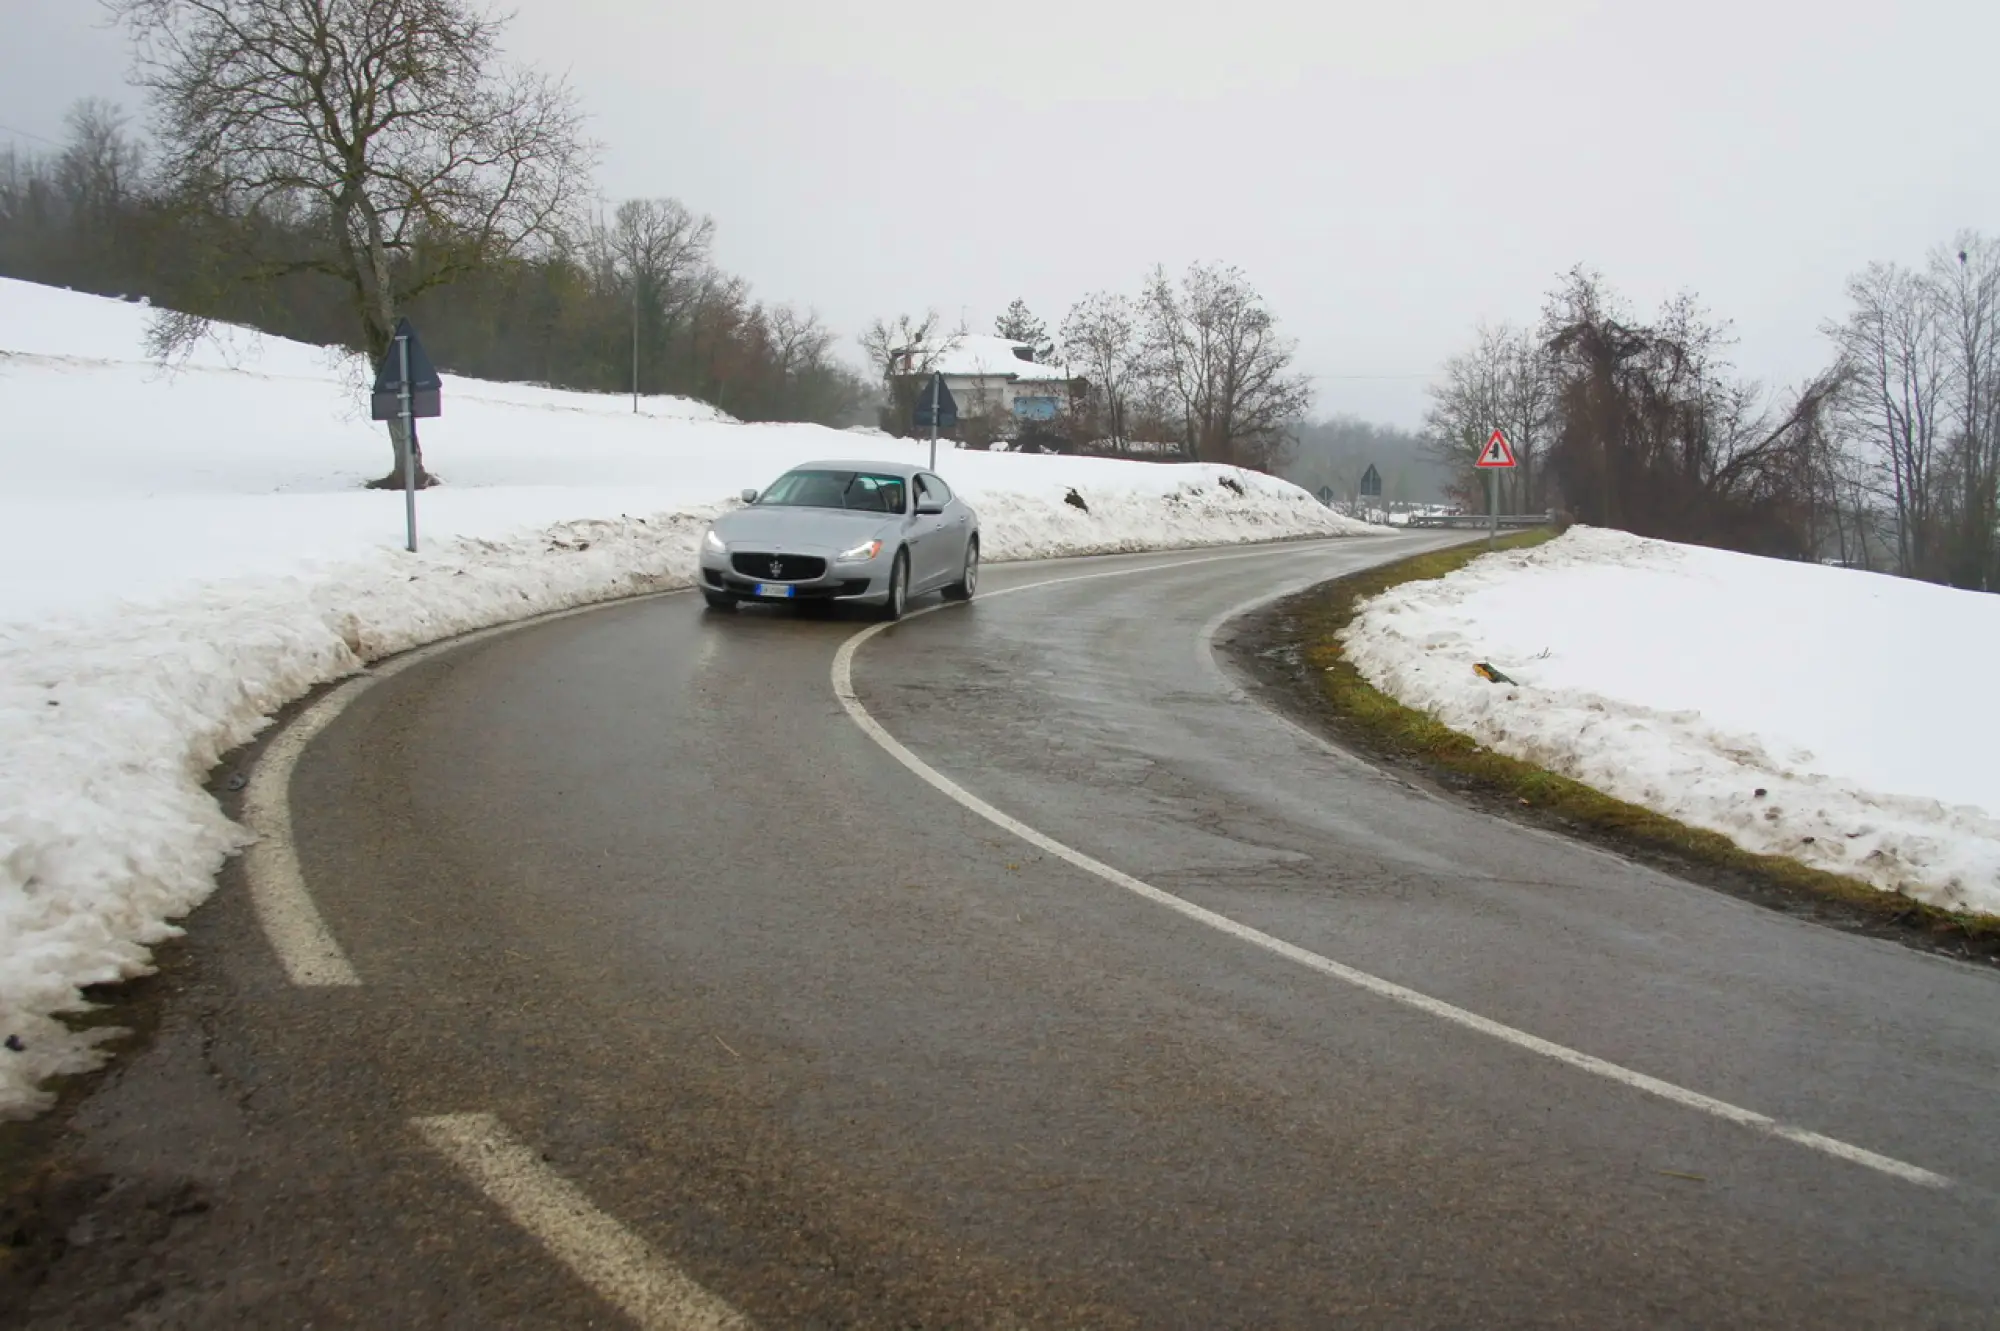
[[697, 460, 980, 620]]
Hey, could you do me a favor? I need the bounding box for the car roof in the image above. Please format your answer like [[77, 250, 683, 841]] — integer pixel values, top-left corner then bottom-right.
[[788, 459, 926, 478]]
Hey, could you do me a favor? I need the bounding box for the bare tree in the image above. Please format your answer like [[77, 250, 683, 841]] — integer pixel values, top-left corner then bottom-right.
[[1934, 234, 2000, 588], [751, 304, 867, 426], [682, 268, 755, 406], [764, 304, 834, 380], [0, 100, 153, 294], [53, 100, 145, 234], [108, 0, 595, 486], [1825, 260, 1951, 578], [1060, 291, 1138, 450], [1422, 321, 1554, 513], [858, 309, 944, 380], [603, 197, 715, 402], [1539, 267, 1843, 555], [1779, 365, 1866, 562], [1139, 262, 1312, 470]]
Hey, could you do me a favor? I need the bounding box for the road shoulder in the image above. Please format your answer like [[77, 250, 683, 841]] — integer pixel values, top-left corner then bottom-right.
[[1214, 534, 2000, 969]]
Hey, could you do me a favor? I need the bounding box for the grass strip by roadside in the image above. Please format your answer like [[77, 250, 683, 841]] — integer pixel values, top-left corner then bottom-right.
[[1273, 530, 2000, 963]]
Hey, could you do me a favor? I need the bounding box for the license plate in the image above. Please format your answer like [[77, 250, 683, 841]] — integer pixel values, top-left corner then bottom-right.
[[754, 582, 795, 598]]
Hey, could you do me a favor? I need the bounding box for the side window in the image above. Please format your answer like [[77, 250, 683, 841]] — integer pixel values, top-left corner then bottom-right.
[[919, 474, 953, 505]]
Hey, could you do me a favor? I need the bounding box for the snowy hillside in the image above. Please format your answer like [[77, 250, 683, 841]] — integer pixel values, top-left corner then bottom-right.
[[1343, 529, 2000, 918], [0, 279, 1360, 621], [0, 278, 1371, 1117]]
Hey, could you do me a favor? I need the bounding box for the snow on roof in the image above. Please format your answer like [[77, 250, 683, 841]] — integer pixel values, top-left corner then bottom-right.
[[902, 333, 1073, 383]]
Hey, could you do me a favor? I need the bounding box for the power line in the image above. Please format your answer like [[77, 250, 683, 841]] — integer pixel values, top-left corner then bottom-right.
[[0, 121, 65, 149]]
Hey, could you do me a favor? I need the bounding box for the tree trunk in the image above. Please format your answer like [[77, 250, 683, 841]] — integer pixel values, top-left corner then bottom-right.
[[365, 416, 436, 489], [354, 207, 436, 489]]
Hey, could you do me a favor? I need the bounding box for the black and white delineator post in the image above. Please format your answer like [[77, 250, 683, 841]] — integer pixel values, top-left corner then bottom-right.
[[371, 316, 443, 553], [1474, 427, 1518, 548]]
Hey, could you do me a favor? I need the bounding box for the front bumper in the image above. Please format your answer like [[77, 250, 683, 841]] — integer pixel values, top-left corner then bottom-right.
[[698, 547, 893, 604]]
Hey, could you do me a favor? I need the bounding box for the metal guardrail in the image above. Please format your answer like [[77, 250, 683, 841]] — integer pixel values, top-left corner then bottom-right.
[[1401, 512, 1557, 530]]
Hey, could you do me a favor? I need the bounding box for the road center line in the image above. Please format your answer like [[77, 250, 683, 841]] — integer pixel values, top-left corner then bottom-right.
[[413, 1112, 755, 1331], [830, 546, 1951, 1190]]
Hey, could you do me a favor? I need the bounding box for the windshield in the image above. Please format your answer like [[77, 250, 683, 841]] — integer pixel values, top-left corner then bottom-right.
[[756, 469, 908, 514]]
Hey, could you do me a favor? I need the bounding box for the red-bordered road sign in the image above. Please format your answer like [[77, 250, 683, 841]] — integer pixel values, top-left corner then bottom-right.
[[1475, 428, 1518, 468]]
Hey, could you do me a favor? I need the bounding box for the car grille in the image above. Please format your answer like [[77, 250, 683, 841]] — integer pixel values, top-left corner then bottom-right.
[[730, 552, 827, 581], [720, 575, 872, 599]]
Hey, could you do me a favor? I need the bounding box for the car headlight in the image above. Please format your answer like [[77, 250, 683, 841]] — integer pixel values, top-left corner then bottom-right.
[[703, 528, 727, 554], [836, 539, 883, 563]]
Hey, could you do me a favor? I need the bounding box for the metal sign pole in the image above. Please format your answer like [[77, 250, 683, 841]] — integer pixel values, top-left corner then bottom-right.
[[929, 372, 940, 471], [1488, 466, 1497, 548], [399, 332, 417, 553]]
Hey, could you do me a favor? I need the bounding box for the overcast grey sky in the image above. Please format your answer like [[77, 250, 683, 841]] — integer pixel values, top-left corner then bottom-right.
[[5, 0, 1996, 425]]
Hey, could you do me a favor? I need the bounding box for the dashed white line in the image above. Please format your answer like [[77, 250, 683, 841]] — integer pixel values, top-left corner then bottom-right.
[[414, 1112, 754, 1331], [831, 545, 1952, 1190]]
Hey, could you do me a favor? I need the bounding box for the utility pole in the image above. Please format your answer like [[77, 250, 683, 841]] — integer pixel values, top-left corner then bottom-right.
[[631, 273, 640, 414]]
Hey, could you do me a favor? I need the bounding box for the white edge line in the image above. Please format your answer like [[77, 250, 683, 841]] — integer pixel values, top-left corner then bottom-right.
[[240, 677, 370, 985], [832, 549, 1953, 1190], [240, 589, 686, 986], [413, 1112, 754, 1331]]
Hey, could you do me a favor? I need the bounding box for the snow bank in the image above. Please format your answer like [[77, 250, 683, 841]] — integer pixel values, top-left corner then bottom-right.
[[0, 278, 1368, 1116], [1342, 527, 2000, 917]]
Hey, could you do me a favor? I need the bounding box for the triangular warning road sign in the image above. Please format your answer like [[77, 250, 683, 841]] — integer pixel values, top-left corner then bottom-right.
[[370, 317, 443, 421], [1475, 428, 1517, 468], [913, 370, 958, 429]]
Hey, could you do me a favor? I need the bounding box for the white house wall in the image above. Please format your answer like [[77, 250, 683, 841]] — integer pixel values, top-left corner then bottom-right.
[[944, 374, 1012, 416]]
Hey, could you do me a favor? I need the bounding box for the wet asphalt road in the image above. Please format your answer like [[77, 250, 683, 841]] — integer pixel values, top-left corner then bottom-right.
[[19, 536, 2000, 1327]]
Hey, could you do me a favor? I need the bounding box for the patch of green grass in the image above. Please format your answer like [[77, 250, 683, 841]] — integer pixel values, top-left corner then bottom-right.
[[1286, 531, 2000, 958]]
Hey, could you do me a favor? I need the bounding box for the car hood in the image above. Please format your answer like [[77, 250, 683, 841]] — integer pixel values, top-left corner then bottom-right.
[[712, 506, 898, 553]]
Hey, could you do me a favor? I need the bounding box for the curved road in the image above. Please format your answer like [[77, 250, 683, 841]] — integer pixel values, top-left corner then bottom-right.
[[26, 537, 2000, 1327]]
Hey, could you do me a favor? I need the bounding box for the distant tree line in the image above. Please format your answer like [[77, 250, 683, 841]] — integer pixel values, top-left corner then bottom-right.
[[3, 0, 872, 486], [863, 263, 1316, 473], [1425, 243, 2000, 586], [1286, 417, 1448, 507]]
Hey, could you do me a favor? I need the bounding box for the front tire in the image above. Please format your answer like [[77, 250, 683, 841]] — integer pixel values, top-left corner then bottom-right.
[[878, 549, 910, 622], [702, 591, 737, 612], [943, 536, 979, 601]]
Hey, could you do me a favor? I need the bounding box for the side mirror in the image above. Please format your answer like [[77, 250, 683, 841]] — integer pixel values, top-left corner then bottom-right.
[[915, 497, 945, 516], [739, 488, 759, 504]]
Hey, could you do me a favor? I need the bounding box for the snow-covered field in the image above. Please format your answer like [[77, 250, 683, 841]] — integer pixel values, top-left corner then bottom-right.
[[0, 278, 1371, 1116], [1343, 528, 2000, 918]]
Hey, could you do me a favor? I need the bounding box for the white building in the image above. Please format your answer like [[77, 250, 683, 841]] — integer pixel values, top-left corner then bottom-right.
[[890, 334, 1077, 425]]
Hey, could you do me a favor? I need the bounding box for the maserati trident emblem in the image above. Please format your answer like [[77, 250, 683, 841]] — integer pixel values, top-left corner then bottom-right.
[[769, 558, 784, 578]]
